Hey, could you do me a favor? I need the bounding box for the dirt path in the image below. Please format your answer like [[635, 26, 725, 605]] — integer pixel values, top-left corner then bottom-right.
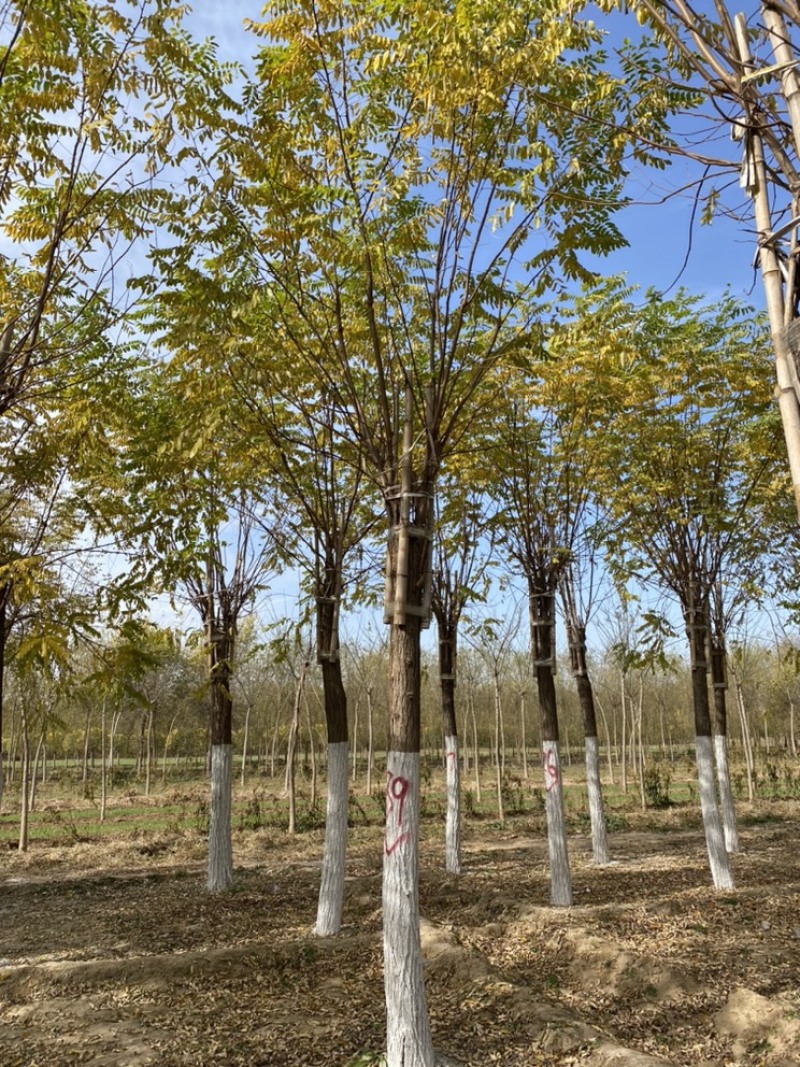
[[1, 818, 799, 1066]]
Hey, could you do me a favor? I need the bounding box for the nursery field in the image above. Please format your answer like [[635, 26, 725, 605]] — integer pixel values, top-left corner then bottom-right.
[[0, 771, 799, 1067]]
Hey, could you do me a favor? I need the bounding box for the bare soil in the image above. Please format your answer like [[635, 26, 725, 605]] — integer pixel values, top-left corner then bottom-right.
[[1, 805, 799, 1067]]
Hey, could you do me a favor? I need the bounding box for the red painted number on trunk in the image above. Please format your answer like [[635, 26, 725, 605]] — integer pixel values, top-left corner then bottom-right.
[[385, 772, 411, 855], [544, 748, 559, 792]]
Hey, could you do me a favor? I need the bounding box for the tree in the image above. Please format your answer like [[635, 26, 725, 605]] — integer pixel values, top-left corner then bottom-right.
[[577, 283, 785, 888], [108, 357, 282, 892], [492, 397, 576, 905], [0, 0, 235, 811], [149, 2, 685, 1058], [431, 491, 493, 874], [629, 0, 800, 518]]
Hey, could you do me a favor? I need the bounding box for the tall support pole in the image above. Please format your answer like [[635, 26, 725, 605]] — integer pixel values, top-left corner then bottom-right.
[[735, 13, 800, 515]]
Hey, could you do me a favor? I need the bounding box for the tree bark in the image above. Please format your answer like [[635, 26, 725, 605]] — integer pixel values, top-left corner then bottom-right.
[[530, 581, 572, 906], [286, 660, 308, 837], [382, 424, 434, 1065], [492, 668, 505, 824], [18, 712, 29, 853], [315, 582, 349, 935], [711, 641, 739, 853], [439, 626, 461, 874], [566, 615, 610, 865], [207, 629, 234, 892], [687, 602, 733, 889]]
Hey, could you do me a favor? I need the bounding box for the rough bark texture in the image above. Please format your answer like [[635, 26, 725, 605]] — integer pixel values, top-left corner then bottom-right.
[[711, 644, 739, 854], [687, 608, 734, 889], [383, 750, 433, 1067], [585, 735, 610, 865], [696, 734, 734, 890], [314, 590, 350, 933], [542, 739, 573, 906], [714, 732, 739, 855], [207, 628, 234, 892], [444, 735, 461, 875], [315, 741, 349, 936], [531, 583, 572, 905], [207, 744, 233, 892], [382, 447, 435, 1065], [569, 619, 610, 865]]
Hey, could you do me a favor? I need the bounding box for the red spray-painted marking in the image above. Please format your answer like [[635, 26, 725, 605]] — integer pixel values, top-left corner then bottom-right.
[[385, 772, 411, 855], [446, 750, 457, 766], [543, 748, 560, 792]]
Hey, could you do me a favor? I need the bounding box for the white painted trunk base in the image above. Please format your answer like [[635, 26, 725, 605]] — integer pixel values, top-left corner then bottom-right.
[[383, 751, 434, 1067], [542, 740, 573, 906], [207, 744, 233, 892], [585, 736, 610, 865], [444, 736, 461, 875], [695, 735, 734, 889], [713, 733, 739, 855], [315, 741, 349, 936]]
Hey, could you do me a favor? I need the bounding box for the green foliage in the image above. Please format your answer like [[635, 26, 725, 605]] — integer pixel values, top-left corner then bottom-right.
[[642, 762, 672, 809]]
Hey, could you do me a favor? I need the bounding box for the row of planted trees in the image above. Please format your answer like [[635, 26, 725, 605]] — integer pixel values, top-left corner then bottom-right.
[[7, 2, 800, 1064], [4, 620, 799, 807]]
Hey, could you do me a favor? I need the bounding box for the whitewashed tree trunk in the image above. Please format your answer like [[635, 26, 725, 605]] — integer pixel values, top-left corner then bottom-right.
[[713, 733, 739, 854], [383, 750, 433, 1067], [735, 679, 755, 802], [366, 686, 375, 796], [100, 698, 107, 823], [469, 690, 481, 803], [444, 735, 461, 875], [18, 713, 29, 852], [315, 741, 349, 936], [695, 735, 734, 890], [542, 739, 572, 906], [29, 730, 44, 813], [585, 735, 610, 864], [207, 743, 233, 892]]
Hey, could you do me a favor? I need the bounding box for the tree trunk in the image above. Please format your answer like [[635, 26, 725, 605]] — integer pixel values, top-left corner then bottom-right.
[[438, 625, 460, 874], [687, 602, 733, 889], [735, 676, 756, 802], [241, 703, 251, 787], [620, 672, 628, 794], [469, 687, 481, 804], [305, 692, 318, 809], [18, 712, 29, 853], [384, 619, 433, 1067], [493, 668, 505, 824], [530, 581, 572, 906], [351, 695, 359, 783], [286, 661, 308, 837], [519, 690, 529, 780], [595, 695, 615, 786], [100, 698, 108, 823], [315, 583, 349, 936], [711, 641, 739, 853], [145, 702, 155, 797], [381, 400, 434, 1066], [82, 708, 91, 784], [316, 740, 348, 936], [207, 630, 235, 893], [636, 674, 646, 813], [29, 729, 44, 814], [366, 686, 375, 796], [566, 613, 610, 865]]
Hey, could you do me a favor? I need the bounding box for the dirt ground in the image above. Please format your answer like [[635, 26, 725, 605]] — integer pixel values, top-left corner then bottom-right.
[[1, 806, 799, 1067]]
